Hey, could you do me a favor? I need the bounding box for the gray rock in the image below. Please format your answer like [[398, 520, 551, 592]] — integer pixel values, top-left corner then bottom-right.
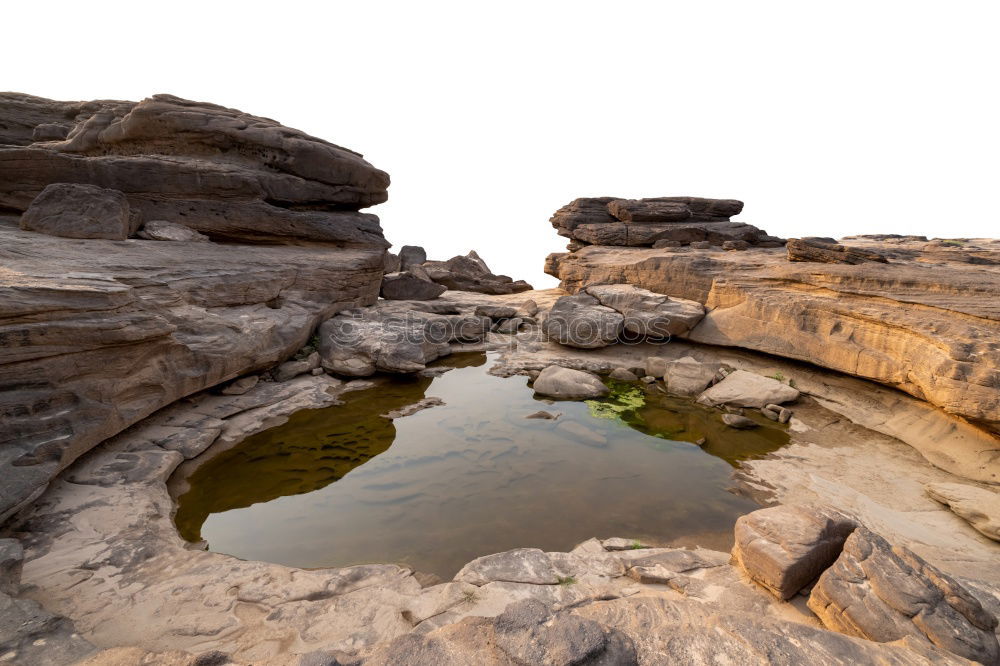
[[454, 548, 559, 586], [273, 352, 320, 382], [697, 370, 800, 409], [722, 240, 750, 251], [0, 593, 97, 666], [532, 366, 610, 400], [220, 376, 259, 396], [20, 183, 139, 240], [422, 251, 533, 295], [380, 272, 447, 300], [0, 539, 23, 595], [398, 245, 427, 271], [664, 356, 719, 396], [493, 599, 638, 666], [382, 252, 401, 274], [525, 411, 558, 420], [518, 299, 539, 316], [586, 284, 705, 339], [925, 482, 1000, 542], [318, 309, 490, 377], [722, 414, 758, 429], [542, 293, 623, 349], [494, 317, 523, 334], [608, 367, 639, 382], [808, 527, 999, 664], [137, 220, 209, 242], [601, 537, 650, 551], [474, 305, 517, 320], [732, 505, 856, 600]]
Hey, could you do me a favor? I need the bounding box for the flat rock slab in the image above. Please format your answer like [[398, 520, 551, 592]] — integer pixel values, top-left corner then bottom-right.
[[732, 505, 855, 600], [808, 527, 1000, 664], [925, 482, 1000, 542], [698, 369, 800, 408], [454, 548, 560, 586]]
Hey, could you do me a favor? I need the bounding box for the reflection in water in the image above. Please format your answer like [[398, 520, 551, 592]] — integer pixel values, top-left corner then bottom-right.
[[173, 353, 789, 578]]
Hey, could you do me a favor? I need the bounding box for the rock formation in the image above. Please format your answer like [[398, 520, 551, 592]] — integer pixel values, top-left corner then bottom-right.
[[0, 92, 390, 247], [546, 223, 1000, 442], [549, 196, 783, 249], [0, 93, 391, 519]]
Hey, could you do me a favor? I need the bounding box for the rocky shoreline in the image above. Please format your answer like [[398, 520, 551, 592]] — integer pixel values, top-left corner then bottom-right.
[[1, 93, 999, 665]]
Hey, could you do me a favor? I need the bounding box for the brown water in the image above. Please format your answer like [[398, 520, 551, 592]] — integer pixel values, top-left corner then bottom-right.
[[174, 353, 789, 578]]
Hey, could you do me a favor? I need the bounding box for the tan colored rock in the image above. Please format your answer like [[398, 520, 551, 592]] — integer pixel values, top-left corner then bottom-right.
[[697, 369, 800, 408], [664, 356, 719, 396], [926, 482, 1000, 542], [732, 505, 855, 600], [546, 239, 1000, 435]]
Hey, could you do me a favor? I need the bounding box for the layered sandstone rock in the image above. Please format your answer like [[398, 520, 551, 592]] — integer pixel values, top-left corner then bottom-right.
[[0, 92, 389, 246], [0, 93, 393, 519], [546, 237, 1000, 443], [549, 195, 782, 249]]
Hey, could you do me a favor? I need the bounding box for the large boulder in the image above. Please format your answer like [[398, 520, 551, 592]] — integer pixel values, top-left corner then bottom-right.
[[454, 549, 559, 586], [0, 93, 389, 247], [542, 293, 623, 348], [925, 482, 1000, 542], [585, 284, 705, 338], [697, 370, 800, 408], [808, 528, 999, 664], [732, 505, 856, 600], [532, 365, 610, 400], [19, 183, 139, 240], [398, 245, 427, 271]]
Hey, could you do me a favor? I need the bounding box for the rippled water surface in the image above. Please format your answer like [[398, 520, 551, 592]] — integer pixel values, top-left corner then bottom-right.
[[174, 353, 789, 578]]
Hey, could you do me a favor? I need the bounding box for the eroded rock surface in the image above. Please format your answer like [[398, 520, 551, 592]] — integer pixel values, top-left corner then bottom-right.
[[926, 482, 1000, 543], [808, 527, 1000, 664], [547, 236, 1000, 437], [0, 93, 393, 519], [1, 92, 390, 247]]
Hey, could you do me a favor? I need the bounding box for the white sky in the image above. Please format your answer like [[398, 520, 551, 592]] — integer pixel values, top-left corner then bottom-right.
[[4, 1, 997, 287]]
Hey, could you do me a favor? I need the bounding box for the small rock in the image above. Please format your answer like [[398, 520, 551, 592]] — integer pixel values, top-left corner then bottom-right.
[[525, 411, 558, 420], [532, 366, 610, 400], [641, 375, 656, 384], [602, 537, 651, 551], [310, 367, 325, 376], [761, 406, 780, 421], [722, 413, 758, 429], [475, 305, 517, 320], [518, 299, 539, 316], [220, 375, 259, 396], [644, 357, 669, 377], [494, 317, 523, 334], [273, 352, 320, 382], [138, 220, 209, 242], [399, 245, 427, 271], [664, 356, 719, 396], [694, 437, 707, 446], [609, 367, 639, 382]]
